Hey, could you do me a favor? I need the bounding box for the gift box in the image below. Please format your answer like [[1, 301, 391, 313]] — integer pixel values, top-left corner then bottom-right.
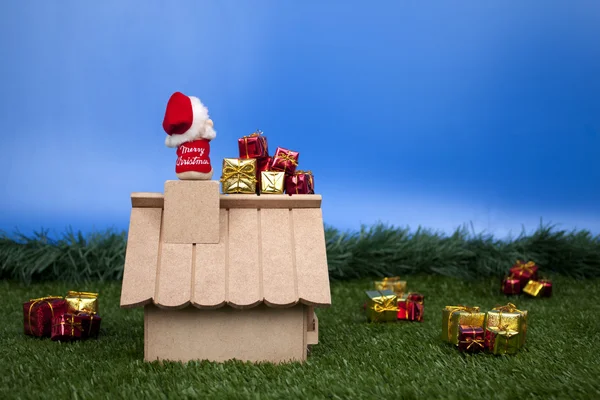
[[509, 260, 538, 286], [238, 131, 269, 159], [255, 156, 272, 192], [523, 279, 552, 298], [270, 147, 299, 176], [365, 290, 398, 322], [485, 326, 520, 355], [502, 276, 521, 295], [220, 158, 257, 194], [65, 291, 99, 314], [260, 171, 285, 194], [51, 313, 84, 341], [373, 277, 407, 296], [397, 298, 423, 322], [485, 303, 528, 348], [78, 312, 102, 339], [458, 325, 485, 352], [407, 292, 424, 304], [442, 306, 485, 345], [23, 296, 68, 337], [285, 170, 314, 195]]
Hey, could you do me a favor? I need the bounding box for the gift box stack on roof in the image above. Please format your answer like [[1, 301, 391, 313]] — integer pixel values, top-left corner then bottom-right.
[[220, 130, 314, 195], [502, 260, 553, 298]]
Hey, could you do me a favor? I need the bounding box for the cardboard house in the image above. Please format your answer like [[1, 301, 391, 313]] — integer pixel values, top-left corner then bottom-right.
[[120, 180, 331, 364]]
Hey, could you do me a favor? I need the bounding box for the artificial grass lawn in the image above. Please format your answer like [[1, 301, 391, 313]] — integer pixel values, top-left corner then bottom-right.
[[1, 276, 599, 399]]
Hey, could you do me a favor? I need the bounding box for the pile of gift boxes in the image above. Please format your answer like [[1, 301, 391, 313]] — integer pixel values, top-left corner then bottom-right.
[[502, 260, 552, 297], [23, 291, 101, 341], [364, 277, 424, 322], [220, 130, 314, 195], [442, 303, 527, 355]]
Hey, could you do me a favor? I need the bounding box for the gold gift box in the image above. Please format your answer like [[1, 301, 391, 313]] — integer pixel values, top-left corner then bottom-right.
[[220, 158, 257, 194], [65, 291, 99, 314], [442, 306, 485, 345], [366, 290, 398, 322], [487, 327, 520, 355], [374, 277, 407, 296], [485, 303, 528, 348], [260, 171, 285, 194], [523, 280, 543, 296]]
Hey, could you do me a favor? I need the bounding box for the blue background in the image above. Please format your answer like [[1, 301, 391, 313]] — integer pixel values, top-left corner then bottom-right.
[[1, 1, 599, 238]]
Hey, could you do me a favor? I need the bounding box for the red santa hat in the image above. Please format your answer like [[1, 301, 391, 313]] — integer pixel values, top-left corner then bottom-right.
[[162, 91, 216, 148]]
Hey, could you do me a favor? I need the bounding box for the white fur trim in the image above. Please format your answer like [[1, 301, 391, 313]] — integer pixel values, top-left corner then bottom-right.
[[165, 96, 217, 148]]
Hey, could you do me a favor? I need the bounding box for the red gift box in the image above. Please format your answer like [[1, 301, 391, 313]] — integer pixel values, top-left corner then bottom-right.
[[23, 297, 68, 337], [77, 312, 102, 338], [238, 131, 269, 159], [509, 260, 538, 286], [539, 279, 553, 297], [397, 299, 423, 322], [458, 325, 485, 352], [285, 170, 314, 195], [51, 313, 84, 341], [407, 292, 424, 304], [255, 156, 272, 193], [502, 276, 521, 295], [270, 147, 299, 176]]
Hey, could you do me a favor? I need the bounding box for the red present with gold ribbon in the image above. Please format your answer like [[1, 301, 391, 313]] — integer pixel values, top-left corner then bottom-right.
[[457, 325, 485, 352], [397, 298, 423, 322], [407, 292, 424, 304], [23, 296, 68, 337], [77, 312, 102, 339], [502, 276, 521, 295], [255, 156, 272, 192], [270, 147, 299, 176], [51, 313, 84, 341], [509, 260, 538, 286], [238, 130, 269, 159], [285, 170, 315, 195]]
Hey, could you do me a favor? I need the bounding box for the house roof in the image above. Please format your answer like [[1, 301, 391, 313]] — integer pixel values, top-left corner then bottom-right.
[[120, 184, 331, 310]]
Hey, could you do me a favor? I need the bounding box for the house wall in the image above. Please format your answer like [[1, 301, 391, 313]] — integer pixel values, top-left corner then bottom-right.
[[144, 303, 308, 363]]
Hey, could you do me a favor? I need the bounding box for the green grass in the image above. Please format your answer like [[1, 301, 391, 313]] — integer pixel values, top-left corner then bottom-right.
[[1, 276, 599, 399], [2, 222, 600, 284]]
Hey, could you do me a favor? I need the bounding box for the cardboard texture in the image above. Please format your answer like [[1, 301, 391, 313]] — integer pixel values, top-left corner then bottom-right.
[[128, 193, 323, 210], [163, 180, 220, 244], [122, 180, 331, 363], [145, 304, 307, 363]]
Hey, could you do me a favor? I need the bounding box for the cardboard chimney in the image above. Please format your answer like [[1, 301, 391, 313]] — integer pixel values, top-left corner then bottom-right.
[[120, 180, 331, 363]]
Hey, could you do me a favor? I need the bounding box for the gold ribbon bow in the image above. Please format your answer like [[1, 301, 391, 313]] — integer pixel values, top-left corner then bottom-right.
[[513, 261, 536, 277], [371, 295, 397, 314], [241, 130, 265, 158], [27, 296, 63, 335], [275, 152, 298, 174], [492, 303, 522, 313], [220, 162, 257, 183], [464, 337, 485, 351]]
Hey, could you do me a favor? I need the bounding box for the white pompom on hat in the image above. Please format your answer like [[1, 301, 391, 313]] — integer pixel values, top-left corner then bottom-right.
[[162, 91, 216, 148]]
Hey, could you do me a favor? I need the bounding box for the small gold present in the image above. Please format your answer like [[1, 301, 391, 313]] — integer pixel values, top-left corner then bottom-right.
[[366, 290, 398, 322], [485, 303, 528, 347], [374, 276, 407, 296], [220, 158, 257, 194], [486, 326, 521, 355], [260, 171, 285, 194], [65, 291, 99, 314]]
